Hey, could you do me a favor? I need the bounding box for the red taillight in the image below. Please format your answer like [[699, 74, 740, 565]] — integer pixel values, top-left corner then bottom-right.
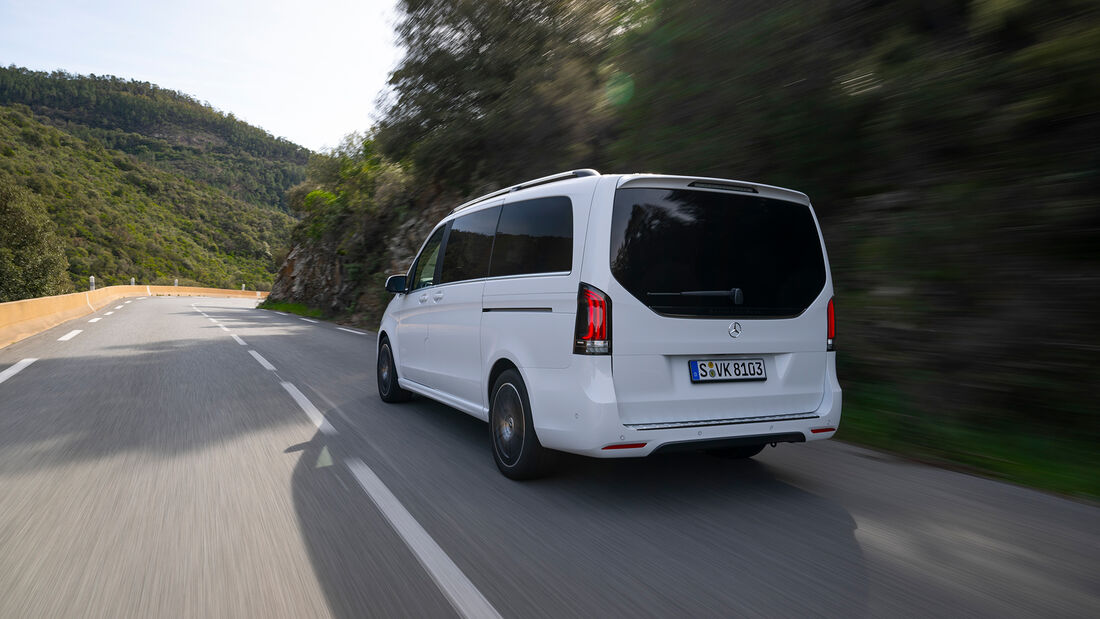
[[574, 283, 611, 355], [827, 297, 835, 351], [583, 289, 606, 340]]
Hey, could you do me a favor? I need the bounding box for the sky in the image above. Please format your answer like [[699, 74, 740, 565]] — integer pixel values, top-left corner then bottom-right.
[[0, 0, 402, 152]]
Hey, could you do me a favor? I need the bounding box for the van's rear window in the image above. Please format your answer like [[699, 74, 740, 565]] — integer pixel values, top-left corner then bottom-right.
[[609, 188, 826, 318]]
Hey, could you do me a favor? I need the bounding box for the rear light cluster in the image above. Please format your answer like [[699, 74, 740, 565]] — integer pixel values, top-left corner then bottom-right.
[[827, 297, 836, 351], [574, 283, 611, 355]]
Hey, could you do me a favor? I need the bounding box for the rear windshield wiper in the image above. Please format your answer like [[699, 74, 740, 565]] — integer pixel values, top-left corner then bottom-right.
[[647, 288, 744, 304]]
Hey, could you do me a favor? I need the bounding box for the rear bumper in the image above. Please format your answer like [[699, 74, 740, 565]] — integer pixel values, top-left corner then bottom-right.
[[525, 352, 842, 458]]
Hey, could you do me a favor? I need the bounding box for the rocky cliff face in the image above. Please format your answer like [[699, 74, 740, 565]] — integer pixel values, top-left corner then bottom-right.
[[267, 193, 455, 327]]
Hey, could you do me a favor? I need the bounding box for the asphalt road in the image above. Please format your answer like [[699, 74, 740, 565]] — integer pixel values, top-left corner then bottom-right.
[[1, 296, 1097, 618]]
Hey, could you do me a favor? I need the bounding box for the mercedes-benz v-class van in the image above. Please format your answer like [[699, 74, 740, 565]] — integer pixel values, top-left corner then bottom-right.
[[377, 170, 841, 479]]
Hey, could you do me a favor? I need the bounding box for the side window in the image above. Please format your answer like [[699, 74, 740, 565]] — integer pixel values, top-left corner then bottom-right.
[[488, 197, 573, 278], [439, 205, 501, 284], [411, 226, 446, 290]]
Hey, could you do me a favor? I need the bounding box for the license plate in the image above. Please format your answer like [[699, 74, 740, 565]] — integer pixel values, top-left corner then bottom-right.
[[689, 358, 766, 383]]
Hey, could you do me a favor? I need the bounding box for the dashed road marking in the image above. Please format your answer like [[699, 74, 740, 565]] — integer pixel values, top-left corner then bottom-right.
[[124, 301, 132, 304], [279, 382, 337, 435], [299, 317, 318, 323], [345, 458, 501, 619], [231, 334, 246, 346], [218, 325, 230, 332], [105, 311, 114, 315], [58, 330, 82, 341], [114, 305, 124, 310], [337, 327, 366, 335], [208, 318, 219, 323], [88, 318, 102, 323], [248, 350, 276, 371], [0, 358, 37, 386]]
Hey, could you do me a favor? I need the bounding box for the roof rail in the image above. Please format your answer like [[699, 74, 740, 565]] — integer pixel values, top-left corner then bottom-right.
[[450, 169, 600, 214]]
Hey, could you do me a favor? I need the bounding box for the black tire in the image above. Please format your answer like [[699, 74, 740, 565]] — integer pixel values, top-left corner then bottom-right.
[[489, 369, 550, 480], [708, 443, 766, 459], [377, 338, 412, 403]]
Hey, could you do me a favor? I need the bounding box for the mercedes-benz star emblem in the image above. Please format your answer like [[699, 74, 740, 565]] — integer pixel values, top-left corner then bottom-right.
[[728, 322, 742, 338]]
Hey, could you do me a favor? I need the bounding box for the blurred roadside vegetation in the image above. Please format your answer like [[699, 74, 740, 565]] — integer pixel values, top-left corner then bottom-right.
[[255, 300, 324, 319], [272, 0, 1099, 497], [0, 67, 306, 291]]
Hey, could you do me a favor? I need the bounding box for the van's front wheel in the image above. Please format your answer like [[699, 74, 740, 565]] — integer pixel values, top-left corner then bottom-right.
[[377, 338, 412, 403], [490, 369, 549, 480]]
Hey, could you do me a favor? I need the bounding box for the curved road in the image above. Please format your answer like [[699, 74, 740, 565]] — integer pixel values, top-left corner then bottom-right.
[[0, 296, 1096, 617]]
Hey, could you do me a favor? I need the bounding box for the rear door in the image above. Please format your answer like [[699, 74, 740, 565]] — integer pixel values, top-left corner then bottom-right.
[[604, 182, 831, 428]]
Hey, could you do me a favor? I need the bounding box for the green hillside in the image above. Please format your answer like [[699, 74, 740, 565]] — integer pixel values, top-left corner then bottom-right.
[[0, 66, 308, 210], [0, 67, 305, 291]]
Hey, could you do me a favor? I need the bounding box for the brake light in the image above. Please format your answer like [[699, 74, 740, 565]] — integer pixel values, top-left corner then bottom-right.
[[827, 297, 835, 351], [574, 283, 611, 354]]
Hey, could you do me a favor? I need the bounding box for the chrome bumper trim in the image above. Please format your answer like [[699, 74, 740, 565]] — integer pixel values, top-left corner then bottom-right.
[[625, 412, 818, 431]]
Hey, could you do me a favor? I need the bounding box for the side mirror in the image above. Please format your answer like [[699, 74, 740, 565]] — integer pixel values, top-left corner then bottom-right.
[[384, 274, 407, 294]]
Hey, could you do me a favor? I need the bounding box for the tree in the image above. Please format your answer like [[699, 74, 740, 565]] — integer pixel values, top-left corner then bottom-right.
[[0, 180, 72, 301], [376, 0, 631, 191]]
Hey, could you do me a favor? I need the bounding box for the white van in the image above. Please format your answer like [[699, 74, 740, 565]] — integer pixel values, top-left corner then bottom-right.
[[377, 170, 841, 479]]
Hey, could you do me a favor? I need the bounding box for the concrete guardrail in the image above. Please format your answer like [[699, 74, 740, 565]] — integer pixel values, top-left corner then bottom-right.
[[0, 285, 269, 349]]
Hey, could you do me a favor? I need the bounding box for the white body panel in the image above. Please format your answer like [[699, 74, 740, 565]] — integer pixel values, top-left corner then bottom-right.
[[422, 279, 485, 408], [393, 288, 431, 384], [378, 172, 842, 458]]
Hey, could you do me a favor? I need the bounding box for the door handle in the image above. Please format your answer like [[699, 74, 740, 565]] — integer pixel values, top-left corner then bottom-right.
[[432, 291, 444, 302], [418, 293, 428, 303]]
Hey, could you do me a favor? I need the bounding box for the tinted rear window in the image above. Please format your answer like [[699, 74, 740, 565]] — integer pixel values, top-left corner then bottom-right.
[[609, 188, 826, 317], [489, 197, 573, 278], [440, 205, 500, 284]]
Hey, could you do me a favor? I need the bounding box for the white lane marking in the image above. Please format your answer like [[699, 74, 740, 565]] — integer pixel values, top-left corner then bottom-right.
[[248, 350, 276, 371], [337, 327, 366, 335], [105, 311, 114, 315], [280, 382, 338, 436], [124, 300, 132, 304], [114, 305, 124, 310], [137, 296, 147, 299], [274, 312, 289, 316], [298, 317, 318, 323], [57, 330, 83, 341], [0, 358, 38, 386], [231, 334, 246, 346], [345, 458, 501, 619], [218, 325, 230, 332], [88, 318, 102, 323], [208, 318, 218, 323]]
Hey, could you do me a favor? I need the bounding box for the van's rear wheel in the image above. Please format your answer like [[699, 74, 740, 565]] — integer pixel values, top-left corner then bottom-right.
[[708, 444, 766, 459], [490, 369, 549, 480], [377, 338, 412, 403]]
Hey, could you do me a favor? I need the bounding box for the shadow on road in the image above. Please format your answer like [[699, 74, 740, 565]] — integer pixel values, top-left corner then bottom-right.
[[0, 335, 317, 474], [290, 389, 871, 617]]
